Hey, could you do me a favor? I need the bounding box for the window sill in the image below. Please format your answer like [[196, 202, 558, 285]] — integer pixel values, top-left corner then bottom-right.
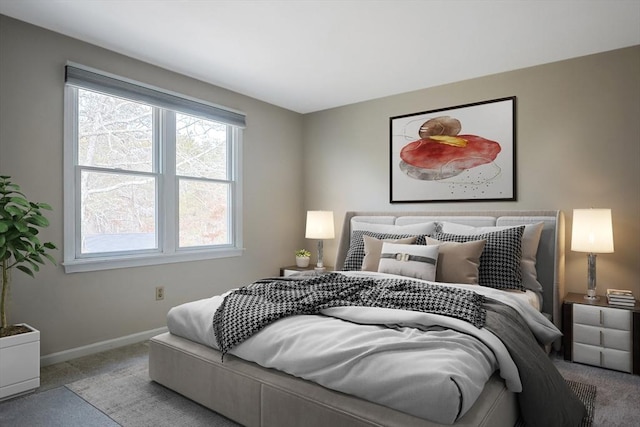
[[62, 247, 244, 273]]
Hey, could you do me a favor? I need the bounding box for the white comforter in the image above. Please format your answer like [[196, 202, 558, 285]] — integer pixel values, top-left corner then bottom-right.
[[166, 271, 561, 424]]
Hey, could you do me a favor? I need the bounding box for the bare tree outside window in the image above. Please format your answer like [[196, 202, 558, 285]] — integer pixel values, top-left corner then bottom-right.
[[75, 90, 232, 255], [176, 113, 230, 247]]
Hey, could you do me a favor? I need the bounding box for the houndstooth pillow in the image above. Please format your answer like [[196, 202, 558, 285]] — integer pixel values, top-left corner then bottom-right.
[[342, 230, 427, 271], [441, 221, 544, 296], [433, 226, 525, 290]]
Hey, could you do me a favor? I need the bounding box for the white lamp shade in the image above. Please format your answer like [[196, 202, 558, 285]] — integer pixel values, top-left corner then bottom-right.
[[305, 211, 335, 239], [571, 209, 614, 253]]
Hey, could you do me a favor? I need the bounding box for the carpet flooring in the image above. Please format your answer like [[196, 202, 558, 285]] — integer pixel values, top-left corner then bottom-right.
[[0, 341, 635, 427], [553, 354, 640, 427]]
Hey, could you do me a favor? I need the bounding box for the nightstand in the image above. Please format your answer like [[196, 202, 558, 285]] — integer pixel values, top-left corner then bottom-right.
[[280, 265, 334, 277], [562, 292, 639, 375]]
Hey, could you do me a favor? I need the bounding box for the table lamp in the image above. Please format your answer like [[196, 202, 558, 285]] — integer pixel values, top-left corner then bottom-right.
[[571, 208, 614, 301], [305, 211, 335, 271]]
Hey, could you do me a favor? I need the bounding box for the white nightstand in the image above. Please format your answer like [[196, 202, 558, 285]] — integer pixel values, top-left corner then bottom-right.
[[563, 292, 639, 375]]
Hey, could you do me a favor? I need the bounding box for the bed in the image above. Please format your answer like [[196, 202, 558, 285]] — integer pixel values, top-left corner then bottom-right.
[[149, 210, 582, 427]]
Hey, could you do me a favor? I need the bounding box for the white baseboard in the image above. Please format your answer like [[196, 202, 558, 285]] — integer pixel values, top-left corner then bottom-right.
[[40, 326, 168, 367]]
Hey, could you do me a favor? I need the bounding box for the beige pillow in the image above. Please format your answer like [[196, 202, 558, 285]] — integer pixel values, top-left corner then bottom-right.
[[425, 236, 486, 284], [362, 235, 417, 271], [378, 242, 439, 281]]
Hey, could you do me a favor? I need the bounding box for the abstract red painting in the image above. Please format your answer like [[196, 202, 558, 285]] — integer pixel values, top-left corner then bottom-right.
[[390, 97, 516, 203]]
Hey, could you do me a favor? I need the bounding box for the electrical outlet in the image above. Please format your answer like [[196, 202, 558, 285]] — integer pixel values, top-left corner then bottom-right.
[[155, 286, 164, 301]]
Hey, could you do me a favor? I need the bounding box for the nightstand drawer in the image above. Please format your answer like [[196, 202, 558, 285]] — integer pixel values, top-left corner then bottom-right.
[[573, 324, 631, 351], [573, 342, 632, 373], [573, 304, 632, 330]]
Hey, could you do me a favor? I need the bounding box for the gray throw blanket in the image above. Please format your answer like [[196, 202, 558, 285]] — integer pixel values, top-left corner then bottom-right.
[[483, 299, 586, 427], [213, 272, 485, 358]]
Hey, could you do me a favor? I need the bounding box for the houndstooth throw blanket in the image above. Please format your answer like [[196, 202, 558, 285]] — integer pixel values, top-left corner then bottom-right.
[[213, 272, 485, 358]]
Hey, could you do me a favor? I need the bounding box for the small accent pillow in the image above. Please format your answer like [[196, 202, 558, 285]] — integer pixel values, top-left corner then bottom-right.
[[362, 235, 417, 271], [433, 226, 525, 290], [441, 222, 544, 295], [378, 242, 439, 281], [342, 230, 428, 271], [424, 237, 486, 284]]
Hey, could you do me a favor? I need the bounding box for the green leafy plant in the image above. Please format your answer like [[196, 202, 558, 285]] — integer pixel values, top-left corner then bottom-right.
[[295, 249, 311, 258], [1, 176, 57, 335]]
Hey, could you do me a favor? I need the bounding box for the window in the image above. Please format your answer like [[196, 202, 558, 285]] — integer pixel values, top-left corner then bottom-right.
[[63, 65, 245, 273]]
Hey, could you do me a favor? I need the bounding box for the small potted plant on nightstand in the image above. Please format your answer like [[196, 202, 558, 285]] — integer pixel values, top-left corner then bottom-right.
[[295, 249, 311, 268], [0, 176, 57, 400]]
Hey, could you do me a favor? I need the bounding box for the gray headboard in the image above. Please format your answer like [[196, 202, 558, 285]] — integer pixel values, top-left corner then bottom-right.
[[334, 210, 565, 335]]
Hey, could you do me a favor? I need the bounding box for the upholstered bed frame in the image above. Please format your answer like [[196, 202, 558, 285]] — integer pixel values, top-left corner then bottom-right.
[[149, 210, 565, 427]]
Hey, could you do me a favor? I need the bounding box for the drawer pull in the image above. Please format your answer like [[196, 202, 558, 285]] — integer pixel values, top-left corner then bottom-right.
[[600, 330, 603, 346], [600, 351, 604, 366], [599, 310, 604, 325]]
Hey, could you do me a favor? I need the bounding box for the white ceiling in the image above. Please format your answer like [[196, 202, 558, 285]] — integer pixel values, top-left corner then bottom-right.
[[1, 0, 639, 113]]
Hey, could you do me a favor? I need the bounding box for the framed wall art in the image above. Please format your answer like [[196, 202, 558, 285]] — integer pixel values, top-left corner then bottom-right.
[[390, 96, 516, 203]]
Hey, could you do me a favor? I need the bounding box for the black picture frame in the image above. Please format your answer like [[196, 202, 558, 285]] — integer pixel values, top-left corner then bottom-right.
[[390, 96, 516, 203]]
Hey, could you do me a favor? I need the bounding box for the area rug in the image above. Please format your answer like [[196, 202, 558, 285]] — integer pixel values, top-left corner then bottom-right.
[[0, 386, 119, 427], [67, 363, 596, 427], [566, 379, 597, 427], [67, 364, 240, 427]]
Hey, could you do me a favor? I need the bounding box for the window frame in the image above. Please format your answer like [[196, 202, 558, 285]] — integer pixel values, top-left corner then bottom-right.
[[63, 63, 244, 273]]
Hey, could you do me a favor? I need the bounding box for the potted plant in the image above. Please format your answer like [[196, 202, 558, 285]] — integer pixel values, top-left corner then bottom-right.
[[0, 176, 57, 400], [295, 249, 311, 268]]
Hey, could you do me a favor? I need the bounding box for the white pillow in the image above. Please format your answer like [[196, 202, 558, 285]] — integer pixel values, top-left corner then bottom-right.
[[378, 242, 439, 281], [440, 221, 544, 295]]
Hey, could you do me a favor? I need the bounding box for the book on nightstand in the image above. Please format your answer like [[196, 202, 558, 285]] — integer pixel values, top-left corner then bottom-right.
[[606, 289, 637, 307]]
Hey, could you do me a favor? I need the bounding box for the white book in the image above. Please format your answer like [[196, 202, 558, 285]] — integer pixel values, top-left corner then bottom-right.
[[608, 295, 636, 301], [606, 289, 635, 299], [607, 297, 636, 306], [608, 298, 635, 303], [607, 288, 633, 295], [608, 302, 636, 308], [608, 294, 635, 300]]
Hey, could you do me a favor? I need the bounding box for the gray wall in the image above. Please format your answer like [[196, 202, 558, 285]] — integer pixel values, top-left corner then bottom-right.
[[0, 15, 304, 355], [304, 45, 640, 299], [1, 14, 639, 357]]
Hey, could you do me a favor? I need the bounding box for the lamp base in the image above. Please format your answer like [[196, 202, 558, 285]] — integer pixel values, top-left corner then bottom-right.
[[584, 254, 599, 301], [314, 266, 326, 272]]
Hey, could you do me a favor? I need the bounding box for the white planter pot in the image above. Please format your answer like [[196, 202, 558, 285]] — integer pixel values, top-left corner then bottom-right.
[[0, 323, 40, 401], [296, 257, 310, 268]]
